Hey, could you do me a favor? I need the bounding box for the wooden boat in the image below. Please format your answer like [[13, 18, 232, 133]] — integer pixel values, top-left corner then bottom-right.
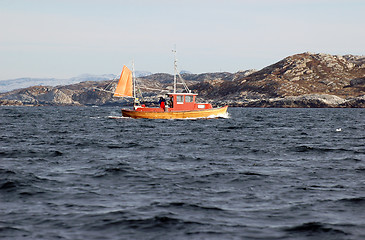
[[121, 106, 228, 119], [114, 54, 228, 119]]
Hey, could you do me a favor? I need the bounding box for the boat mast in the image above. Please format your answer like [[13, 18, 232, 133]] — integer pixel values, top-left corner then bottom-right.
[[132, 59, 136, 108], [172, 48, 190, 93], [172, 48, 177, 93]]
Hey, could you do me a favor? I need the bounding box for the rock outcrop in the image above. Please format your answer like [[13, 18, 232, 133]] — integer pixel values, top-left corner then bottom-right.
[[192, 52, 364, 99]]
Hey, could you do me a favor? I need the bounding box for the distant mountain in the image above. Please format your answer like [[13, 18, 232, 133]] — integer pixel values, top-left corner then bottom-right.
[[0, 74, 115, 93], [180, 70, 192, 74], [1, 53, 364, 107], [0, 77, 58, 93], [0, 71, 152, 93], [68, 74, 118, 83], [135, 71, 153, 77]]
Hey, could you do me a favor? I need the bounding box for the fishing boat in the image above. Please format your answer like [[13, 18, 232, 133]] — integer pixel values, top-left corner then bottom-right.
[[114, 52, 228, 119]]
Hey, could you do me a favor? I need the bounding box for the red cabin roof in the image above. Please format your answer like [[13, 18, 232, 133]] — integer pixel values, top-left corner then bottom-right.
[[166, 93, 212, 111]]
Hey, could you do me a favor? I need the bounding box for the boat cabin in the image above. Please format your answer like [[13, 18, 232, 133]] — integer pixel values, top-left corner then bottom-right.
[[167, 93, 212, 111], [134, 93, 212, 112]]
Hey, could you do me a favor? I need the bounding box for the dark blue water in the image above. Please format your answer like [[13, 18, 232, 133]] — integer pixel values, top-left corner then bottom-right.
[[1, 107, 364, 240]]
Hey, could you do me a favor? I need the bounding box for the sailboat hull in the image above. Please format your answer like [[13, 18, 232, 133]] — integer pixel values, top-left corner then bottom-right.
[[122, 106, 228, 119]]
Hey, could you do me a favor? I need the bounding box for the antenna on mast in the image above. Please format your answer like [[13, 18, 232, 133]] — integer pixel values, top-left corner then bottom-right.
[[172, 45, 177, 93], [171, 46, 190, 93]]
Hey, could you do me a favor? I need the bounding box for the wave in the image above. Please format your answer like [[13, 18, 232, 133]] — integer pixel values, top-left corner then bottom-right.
[[220, 125, 245, 130], [120, 215, 199, 230], [151, 201, 226, 212], [0, 180, 19, 191], [241, 171, 267, 176], [0, 226, 30, 236], [292, 145, 362, 154], [0, 168, 55, 196], [337, 196, 365, 204], [285, 222, 349, 235], [0, 149, 64, 158], [101, 166, 133, 176], [93, 162, 137, 178], [106, 142, 142, 149], [82, 211, 203, 231]]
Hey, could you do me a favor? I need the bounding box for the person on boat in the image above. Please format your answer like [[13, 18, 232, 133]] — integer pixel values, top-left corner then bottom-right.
[[167, 96, 173, 108], [159, 97, 166, 110]]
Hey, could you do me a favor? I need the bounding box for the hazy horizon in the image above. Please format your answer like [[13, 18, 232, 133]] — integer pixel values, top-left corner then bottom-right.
[[1, 0, 364, 81]]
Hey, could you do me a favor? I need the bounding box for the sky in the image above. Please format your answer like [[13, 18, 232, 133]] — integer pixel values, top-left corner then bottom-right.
[[0, 0, 364, 80]]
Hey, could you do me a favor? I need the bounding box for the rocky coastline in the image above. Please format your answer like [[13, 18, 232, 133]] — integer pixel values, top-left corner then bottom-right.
[[1, 52, 364, 108]]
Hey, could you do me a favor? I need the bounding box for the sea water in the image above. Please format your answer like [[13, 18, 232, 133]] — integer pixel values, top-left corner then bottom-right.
[[1, 106, 364, 240]]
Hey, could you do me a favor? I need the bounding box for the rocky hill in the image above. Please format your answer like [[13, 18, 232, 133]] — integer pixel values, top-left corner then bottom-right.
[[1, 53, 364, 107], [191, 52, 365, 107]]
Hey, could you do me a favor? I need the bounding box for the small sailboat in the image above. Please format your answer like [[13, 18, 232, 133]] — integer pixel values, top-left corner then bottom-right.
[[114, 53, 228, 119]]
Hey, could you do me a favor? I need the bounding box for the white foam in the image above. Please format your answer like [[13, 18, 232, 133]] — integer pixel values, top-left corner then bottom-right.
[[180, 112, 230, 120], [107, 115, 130, 119]]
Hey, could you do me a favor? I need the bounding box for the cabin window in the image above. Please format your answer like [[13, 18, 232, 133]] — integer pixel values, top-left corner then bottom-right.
[[185, 95, 193, 102], [176, 95, 184, 104], [198, 105, 205, 109]]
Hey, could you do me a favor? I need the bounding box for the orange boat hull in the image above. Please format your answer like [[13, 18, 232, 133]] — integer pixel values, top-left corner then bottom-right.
[[122, 106, 228, 119]]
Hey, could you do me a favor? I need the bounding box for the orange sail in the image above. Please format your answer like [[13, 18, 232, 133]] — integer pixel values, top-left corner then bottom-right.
[[114, 65, 133, 97]]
